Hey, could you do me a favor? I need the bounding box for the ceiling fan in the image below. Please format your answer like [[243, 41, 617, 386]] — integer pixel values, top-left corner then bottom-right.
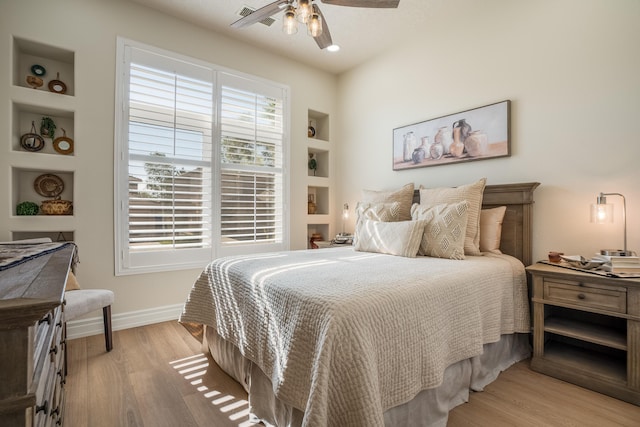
[[231, 0, 400, 50]]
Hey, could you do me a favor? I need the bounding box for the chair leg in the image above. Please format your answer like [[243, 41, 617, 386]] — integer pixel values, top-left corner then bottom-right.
[[102, 305, 113, 352]]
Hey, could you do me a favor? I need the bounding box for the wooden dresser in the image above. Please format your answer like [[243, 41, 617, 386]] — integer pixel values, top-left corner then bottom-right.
[[0, 244, 74, 426], [527, 262, 640, 405]]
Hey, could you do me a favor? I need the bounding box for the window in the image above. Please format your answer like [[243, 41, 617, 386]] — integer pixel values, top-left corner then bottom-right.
[[115, 39, 289, 275]]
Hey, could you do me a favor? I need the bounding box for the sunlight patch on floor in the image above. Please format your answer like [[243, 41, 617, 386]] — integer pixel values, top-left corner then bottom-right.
[[170, 353, 260, 426]]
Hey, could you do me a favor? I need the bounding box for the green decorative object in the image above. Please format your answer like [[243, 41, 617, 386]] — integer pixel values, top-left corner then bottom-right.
[[308, 154, 317, 176], [16, 201, 39, 216], [40, 116, 56, 140]]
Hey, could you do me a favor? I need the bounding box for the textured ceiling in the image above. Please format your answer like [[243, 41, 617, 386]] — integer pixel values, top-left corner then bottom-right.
[[129, 0, 437, 74]]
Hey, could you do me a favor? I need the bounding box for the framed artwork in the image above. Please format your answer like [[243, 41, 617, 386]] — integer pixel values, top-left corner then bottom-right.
[[392, 100, 510, 170]]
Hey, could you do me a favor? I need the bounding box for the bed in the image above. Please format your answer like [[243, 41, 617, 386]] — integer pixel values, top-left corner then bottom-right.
[[180, 181, 539, 427]]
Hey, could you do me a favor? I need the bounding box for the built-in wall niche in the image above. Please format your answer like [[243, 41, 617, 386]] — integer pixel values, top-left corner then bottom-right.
[[12, 102, 74, 155], [12, 231, 74, 242], [308, 148, 329, 178], [308, 109, 329, 142], [307, 224, 329, 248], [308, 186, 329, 215], [13, 37, 75, 96], [11, 167, 74, 217]]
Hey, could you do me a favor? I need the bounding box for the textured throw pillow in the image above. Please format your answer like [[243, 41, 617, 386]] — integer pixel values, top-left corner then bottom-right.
[[480, 206, 507, 254], [361, 183, 415, 221], [354, 219, 426, 258], [353, 201, 402, 245], [65, 271, 81, 291], [419, 178, 486, 255], [411, 201, 469, 260], [355, 201, 401, 222]]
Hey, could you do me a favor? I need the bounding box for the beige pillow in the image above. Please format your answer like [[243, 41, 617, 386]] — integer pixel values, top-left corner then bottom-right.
[[480, 206, 507, 254], [419, 178, 486, 255], [355, 201, 401, 222], [65, 271, 81, 291], [361, 183, 415, 221], [411, 201, 469, 260], [353, 201, 402, 245], [354, 219, 426, 258]]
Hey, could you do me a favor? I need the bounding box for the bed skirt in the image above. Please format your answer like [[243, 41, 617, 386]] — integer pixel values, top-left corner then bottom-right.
[[204, 327, 531, 427]]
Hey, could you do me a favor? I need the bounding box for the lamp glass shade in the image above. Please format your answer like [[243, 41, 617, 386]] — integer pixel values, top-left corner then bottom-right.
[[590, 202, 613, 224], [283, 7, 298, 35], [307, 13, 322, 37], [297, 0, 312, 23]]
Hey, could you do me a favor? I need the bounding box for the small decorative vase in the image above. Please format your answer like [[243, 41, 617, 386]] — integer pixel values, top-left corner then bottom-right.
[[452, 118, 472, 143], [464, 130, 488, 157], [450, 127, 465, 158], [434, 127, 452, 154], [411, 137, 427, 164], [429, 140, 444, 160], [308, 121, 316, 138], [308, 195, 317, 214], [402, 131, 417, 162]]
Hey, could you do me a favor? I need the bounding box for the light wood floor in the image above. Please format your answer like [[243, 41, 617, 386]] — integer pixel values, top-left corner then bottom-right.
[[65, 321, 640, 427]]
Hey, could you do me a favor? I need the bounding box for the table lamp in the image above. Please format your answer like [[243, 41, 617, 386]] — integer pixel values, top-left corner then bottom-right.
[[590, 192, 636, 256]]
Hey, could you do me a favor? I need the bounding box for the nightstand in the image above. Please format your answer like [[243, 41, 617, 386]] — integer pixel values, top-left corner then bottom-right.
[[526, 263, 640, 405]]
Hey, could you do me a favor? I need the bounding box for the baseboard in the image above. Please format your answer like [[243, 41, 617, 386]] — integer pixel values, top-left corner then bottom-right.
[[66, 303, 184, 340]]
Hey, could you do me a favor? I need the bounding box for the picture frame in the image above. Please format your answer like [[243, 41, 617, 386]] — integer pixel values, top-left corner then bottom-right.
[[392, 100, 510, 170]]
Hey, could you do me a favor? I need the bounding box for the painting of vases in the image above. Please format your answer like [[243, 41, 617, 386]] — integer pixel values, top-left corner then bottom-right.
[[392, 100, 510, 170]]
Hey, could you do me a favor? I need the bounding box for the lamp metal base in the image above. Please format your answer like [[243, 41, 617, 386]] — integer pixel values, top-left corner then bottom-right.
[[600, 249, 637, 257]]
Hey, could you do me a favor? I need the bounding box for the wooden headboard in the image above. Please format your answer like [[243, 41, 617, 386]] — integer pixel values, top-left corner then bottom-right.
[[413, 182, 540, 266]]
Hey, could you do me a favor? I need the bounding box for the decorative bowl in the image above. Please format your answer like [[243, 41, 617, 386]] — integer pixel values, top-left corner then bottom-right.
[[40, 199, 73, 215], [560, 255, 607, 270]]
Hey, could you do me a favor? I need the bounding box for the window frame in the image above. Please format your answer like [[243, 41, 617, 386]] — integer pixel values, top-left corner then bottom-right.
[[114, 37, 290, 275]]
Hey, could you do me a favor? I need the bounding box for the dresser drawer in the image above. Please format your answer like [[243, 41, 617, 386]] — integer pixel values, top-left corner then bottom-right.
[[543, 278, 627, 313]]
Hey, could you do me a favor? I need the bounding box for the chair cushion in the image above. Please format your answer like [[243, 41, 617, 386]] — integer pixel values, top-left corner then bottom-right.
[[64, 289, 115, 321]]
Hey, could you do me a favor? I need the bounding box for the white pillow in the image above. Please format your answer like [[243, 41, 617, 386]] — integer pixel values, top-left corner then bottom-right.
[[361, 183, 415, 221], [411, 201, 469, 260], [419, 178, 486, 255], [480, 206, 507, 254], [353, 201, 402, 245], [354, 219, 426, 258]]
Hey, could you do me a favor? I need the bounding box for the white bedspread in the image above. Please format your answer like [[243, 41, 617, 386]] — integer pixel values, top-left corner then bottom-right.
[[180, 247, 529, 427]]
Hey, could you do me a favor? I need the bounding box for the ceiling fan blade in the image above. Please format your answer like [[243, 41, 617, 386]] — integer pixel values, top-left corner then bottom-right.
[[231, 0, 289, 29], [312, 5, 333, 49], [320, 0, 400, 8]]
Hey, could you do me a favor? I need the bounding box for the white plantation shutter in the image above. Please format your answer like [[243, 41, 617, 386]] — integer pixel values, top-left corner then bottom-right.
[[218, 76, 284, 247], [115, 39, 289, 274]]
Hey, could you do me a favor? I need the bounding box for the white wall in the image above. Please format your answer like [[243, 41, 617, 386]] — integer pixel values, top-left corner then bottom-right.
[[336, 0, 640, 262], [0, 0, 337, 322]]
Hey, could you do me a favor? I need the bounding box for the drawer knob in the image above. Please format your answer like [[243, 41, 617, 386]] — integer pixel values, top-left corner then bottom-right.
[[578, 293, 586, 300], [36, 400, 48, 414]]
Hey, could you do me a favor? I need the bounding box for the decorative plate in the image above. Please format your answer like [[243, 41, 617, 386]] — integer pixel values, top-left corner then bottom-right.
[[34, 174, 64, 198], [53, 129, 74, 155], [48, 72, 67, 94], [31, 64, 46, 76]]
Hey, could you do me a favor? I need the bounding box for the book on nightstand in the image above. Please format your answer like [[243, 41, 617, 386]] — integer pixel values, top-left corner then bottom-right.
[[596, 254, 640, 274]]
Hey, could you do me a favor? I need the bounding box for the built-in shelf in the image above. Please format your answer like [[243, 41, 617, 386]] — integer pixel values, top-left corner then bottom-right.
[[12, 101, 75, 156], [305, 109, 333, 248], [13, 36, 75, 95], [5, 37, 77, 241]]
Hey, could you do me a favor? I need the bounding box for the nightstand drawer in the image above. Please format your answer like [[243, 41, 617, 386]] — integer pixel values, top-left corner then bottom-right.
[[543, 279, 627, 313]]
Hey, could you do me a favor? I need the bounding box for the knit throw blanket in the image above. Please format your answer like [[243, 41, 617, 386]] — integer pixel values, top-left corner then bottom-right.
[[180, 248, 529, 427], [0, 242, 73, 271]]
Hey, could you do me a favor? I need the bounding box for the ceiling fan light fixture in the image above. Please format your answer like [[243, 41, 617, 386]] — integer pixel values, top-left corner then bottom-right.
[[283, 5, 298, 35], [326, 44, 340, 52], [296, 0, 312, 23], [307, 11, 322, 37]]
